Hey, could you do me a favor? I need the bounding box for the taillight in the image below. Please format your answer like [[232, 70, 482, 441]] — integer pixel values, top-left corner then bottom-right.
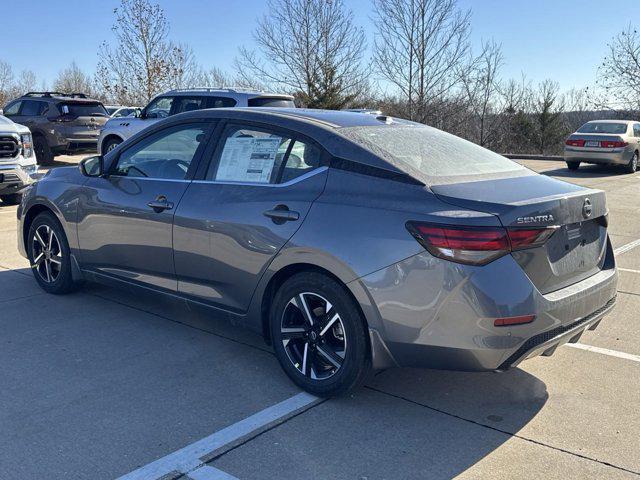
[[565, 139, 585, 147], [600, 140, 627, 148], [406, 222, 557, 266]]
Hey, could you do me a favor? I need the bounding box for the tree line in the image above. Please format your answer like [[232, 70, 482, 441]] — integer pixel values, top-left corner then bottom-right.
[[1, 0, 639, 155]]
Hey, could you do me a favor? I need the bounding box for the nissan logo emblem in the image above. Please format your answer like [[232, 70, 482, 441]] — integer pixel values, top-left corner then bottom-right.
[[582, 198, 592, 218]]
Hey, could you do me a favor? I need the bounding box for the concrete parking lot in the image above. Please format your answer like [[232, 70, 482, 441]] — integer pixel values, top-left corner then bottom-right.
[[1, 156, 639, 480]]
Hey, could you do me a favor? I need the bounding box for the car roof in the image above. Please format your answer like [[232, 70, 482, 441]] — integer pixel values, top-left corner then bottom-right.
[[586, 119, 637, 124], [161, 88, 294, 100], [168, 107, 418, 174]]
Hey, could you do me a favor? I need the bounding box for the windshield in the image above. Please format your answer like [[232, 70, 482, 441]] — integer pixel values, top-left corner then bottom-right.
[[577, 122, 627, 134], [248, 97, 295, 108], [59, 102, 108, 117], [340, 124, 526, 183]]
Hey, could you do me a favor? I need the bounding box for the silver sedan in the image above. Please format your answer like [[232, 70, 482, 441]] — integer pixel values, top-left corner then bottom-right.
[[564, 120, 639, 173]]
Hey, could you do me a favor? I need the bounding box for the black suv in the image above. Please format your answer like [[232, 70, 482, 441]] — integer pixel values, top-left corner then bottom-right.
[[2, 92, 109, 165]]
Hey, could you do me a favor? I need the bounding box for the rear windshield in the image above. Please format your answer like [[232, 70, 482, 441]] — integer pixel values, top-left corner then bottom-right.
[[248, 97, 295, 108], [577, 122, 627, 134], [340, 124, 526, 183], [59, 102, 108, 117]]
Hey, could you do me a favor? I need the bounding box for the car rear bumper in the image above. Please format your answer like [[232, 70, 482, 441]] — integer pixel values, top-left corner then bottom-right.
[[356, 239, 618, 371], [564, 148, 631, 165]]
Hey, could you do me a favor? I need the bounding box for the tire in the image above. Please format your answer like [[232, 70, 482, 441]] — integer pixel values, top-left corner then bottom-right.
[[566, 161, 580, 170], [34, 135, 54, 166], [625, 152, 638, 173], [270, 271, 370, 396], [0, 193, 22, 205], [27, 212, 79, 294], [103, 137, 122, 153]]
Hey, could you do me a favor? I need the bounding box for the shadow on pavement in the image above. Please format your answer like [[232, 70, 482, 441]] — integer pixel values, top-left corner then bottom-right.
[[540, 163, 629, 179]]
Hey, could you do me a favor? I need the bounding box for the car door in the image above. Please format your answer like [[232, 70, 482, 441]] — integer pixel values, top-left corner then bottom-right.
[[76, 120, 213, 290], [173, 121, 328, 313]]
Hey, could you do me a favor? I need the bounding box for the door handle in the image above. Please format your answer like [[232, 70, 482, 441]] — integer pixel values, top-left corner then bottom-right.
[[263, 205, 300, 224], [147, 195, 174, 212]]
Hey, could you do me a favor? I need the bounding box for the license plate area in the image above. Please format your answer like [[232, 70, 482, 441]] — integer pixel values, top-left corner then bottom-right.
[[585, 140, 600, 147]]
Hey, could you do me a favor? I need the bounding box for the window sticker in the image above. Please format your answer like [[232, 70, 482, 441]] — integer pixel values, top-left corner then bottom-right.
[[216, 136, 281, 183]]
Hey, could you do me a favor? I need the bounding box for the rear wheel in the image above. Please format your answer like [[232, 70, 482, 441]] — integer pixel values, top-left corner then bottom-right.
[[625, 152, 638, 173], [103, 137, 122, 153], [0, 193, 21, 205], [34, 135, 54, 166], [270, 272, 370, 396], [566, 161, 580, 170], [27, 212, 79, 294]]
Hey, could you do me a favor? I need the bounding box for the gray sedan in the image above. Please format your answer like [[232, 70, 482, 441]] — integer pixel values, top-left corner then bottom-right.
[[17, 108, 618, 396]]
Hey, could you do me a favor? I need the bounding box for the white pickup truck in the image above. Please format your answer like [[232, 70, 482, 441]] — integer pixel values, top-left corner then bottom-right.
[[0, 115, 38, 204]]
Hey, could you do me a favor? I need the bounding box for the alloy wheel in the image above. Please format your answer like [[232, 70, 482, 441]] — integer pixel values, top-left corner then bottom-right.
[[32, 225, 62, 283], [280, 292, 347, 380]]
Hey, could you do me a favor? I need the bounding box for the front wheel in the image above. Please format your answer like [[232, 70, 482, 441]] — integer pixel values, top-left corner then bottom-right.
[[625, 152, 638, 173], [270, 272, 370, 396], [566, 161, 580, 170], [103, 137, 122, 153], [27, 212, 79, 294]]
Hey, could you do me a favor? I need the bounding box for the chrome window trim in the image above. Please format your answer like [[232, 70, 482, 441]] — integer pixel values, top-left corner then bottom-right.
[[191, 166, 328, 188]]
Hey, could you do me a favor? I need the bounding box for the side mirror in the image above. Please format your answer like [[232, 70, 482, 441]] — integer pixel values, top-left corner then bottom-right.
[[134, 108, 143, 118], [0, 109, 4, 116], [79, 155, 104, 177]]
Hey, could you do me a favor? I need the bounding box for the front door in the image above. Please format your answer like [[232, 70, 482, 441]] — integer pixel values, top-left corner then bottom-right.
[[173, 122, 328, 312], [76, 121, 211, 290]]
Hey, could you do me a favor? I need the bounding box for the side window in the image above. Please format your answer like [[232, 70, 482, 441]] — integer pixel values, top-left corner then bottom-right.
[[3, 101, 21, 116], [280, 141, 322, 183], [113, 123, 208, 180], [173, 97, 206, 114], [207, 125, 323, 184], [20, 100, 45, 116], [634, 125, 640, 137], [207, 97, 237, 108], [144, 97, 173, 119]]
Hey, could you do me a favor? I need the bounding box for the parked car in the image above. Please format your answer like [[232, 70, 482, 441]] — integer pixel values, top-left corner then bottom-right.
[[105, 105, 141, 118], [98, 88, 295, 154], [2, 92, 109, 165], [0, 115, 38, 204], [564, 120, 640, 173], [17, 108, 617, 396]]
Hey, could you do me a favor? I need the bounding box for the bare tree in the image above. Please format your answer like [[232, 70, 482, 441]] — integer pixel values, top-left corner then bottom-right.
[[53, 62, 96, 96], [0, 60, 14, 106], [461, 40, 504, 147], [594, 24, 640, 110], [97, 0, 192, 105], [532, 80, 566, 154], [372, 0, 471, 123], [236, 0, 368, 109]]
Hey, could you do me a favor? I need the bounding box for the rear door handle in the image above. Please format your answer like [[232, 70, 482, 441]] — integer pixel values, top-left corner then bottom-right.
[[263, 205, 300, 224], [147, 195, 174, 212]]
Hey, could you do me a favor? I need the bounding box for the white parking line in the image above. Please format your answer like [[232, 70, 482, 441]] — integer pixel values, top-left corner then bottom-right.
[[614, 238, 640, 256], [566, 343, 640, 363], [188, 465, 239, 480], [116, 392, 321, 480], [618, 267, 640, 274]]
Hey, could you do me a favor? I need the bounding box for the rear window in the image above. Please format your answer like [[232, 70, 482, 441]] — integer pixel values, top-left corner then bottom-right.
[[577, 122, 627, 134], [340, 124, 526, 183], [247, 97, 295, 108], [59, 102, 108, 117]]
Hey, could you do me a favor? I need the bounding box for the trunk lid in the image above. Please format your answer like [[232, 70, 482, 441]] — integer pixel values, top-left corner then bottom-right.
[[56, 102, 109, 140], [431, 174, 609, 294]]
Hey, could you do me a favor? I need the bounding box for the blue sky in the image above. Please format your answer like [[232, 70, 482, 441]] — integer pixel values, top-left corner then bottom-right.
[[2, 0, 637, 93]]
